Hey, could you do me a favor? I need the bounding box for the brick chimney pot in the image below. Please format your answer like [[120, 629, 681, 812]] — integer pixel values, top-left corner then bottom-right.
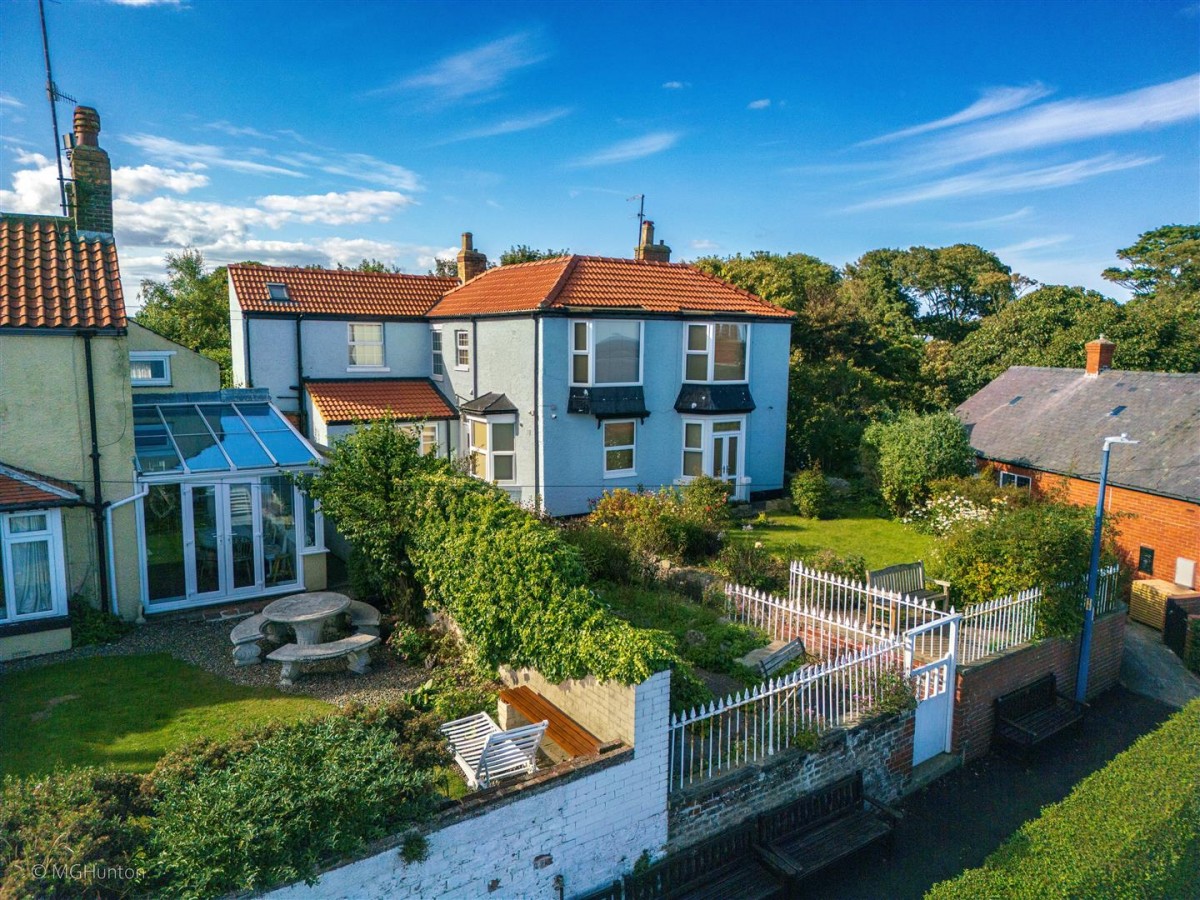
[[1085, 335, 1115, 376], [635, 219, 671, 263], [457, 232, 487, 283], [68, 105, 113, 235]]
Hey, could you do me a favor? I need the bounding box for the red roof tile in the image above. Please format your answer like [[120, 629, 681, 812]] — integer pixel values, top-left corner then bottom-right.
[[0, 215, 127, 330], [229, 264, 458, 317], [306, 379, 457, 424], [429, 256, 793, 319], [0, 462, 82, 510]]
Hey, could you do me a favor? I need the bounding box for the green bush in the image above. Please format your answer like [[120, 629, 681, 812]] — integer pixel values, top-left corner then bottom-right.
[[589, 477, 731, 565], [716, 542, 787, 593], [68, 595, 133, 647], [862, 412, 975, 515], [925, 699, 1200, 900], [560, 524, 635, 583], [386, 623, 434, 664], [792, 547, 867, 582], [790, 466, 831, 519], [1186, 618, 1200, 675]]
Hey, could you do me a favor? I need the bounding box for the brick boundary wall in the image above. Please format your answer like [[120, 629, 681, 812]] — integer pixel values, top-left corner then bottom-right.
[[666, 711, 915, 852], [954, 608, 1127, 762], [499, 665, 636, 746]]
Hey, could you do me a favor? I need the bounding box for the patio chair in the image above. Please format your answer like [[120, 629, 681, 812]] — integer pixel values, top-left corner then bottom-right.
[[439, 712, 548, 790]]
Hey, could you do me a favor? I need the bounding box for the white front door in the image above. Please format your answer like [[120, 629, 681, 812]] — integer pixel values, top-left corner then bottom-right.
[[711, 420, 742, 482]]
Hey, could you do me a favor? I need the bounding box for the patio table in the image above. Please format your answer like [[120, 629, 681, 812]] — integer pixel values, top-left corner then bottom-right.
[[263, 592, 350, 646]]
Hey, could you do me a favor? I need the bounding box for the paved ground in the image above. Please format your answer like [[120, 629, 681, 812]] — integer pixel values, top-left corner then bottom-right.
[[806, 685, 1176, 900], [1120, 620, 1200, 708]]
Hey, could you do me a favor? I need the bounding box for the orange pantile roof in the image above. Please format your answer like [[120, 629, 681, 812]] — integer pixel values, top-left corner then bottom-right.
[[429, 256, 793, 319], [0, 215, 127, 330], [0, 462, 82, 510], [229, 264, 458, 317], [306, 379, 457, 424]]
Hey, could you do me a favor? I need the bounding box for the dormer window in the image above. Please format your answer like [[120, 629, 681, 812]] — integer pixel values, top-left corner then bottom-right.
[[570, 320, 643, 386], [266, 282, 290, 301], [684, 323, 748, 383]]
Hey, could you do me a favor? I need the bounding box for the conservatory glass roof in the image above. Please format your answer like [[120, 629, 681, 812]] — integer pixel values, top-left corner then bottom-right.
[[134, 395, 319, 475]]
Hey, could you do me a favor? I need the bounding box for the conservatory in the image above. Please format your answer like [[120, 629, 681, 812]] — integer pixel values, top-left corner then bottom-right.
[[133, 390, 325, 612]]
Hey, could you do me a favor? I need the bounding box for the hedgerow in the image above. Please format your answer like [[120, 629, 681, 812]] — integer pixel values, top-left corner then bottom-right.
[[925, 698, 1200, 900]]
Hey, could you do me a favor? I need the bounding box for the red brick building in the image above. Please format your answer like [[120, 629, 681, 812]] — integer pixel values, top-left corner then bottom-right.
[[956, 337, 1199, 590]]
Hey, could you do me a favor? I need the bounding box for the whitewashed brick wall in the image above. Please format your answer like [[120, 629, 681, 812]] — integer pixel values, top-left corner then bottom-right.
[[263, 670, 671, 900]]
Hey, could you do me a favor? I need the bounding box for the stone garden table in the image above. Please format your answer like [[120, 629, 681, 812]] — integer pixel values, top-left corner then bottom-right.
[[263, 592, 350, 646]]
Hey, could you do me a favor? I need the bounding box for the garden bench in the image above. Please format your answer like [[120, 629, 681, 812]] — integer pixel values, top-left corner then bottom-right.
[[440, 711, 548, 790], [623, 821, 783, 900], [498, 685, 601, 758], [345, 599, 381, 636], [266, 633, 378, 686], [757, 638, 805, 679], [866, 561, 950, 606], [993, 673, 1085, 755], [753, 772, 901, 887], [229, 613, 286, 666]]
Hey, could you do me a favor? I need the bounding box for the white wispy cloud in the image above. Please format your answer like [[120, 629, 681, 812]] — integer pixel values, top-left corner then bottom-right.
[[108, 0, 184, 5], [955, 207, 1035, 228], [859, 83, 1052, 146], [847, 154, 1159, 211], [123, 134, 305, 177], [662, 81, 689, 90], [204, 120, 275, 139], [256, 190, 414, 225], [380, 32, 547, 103], [568, 132, 681, 167], [747, 99, 771, 110], [690, 239, 719, 251], [113, 164, 209, 197], [0, 92, 23, 108], [995, 234, 1073, 255], [437, 108, 571, 144], [320, 153, 420, 191]]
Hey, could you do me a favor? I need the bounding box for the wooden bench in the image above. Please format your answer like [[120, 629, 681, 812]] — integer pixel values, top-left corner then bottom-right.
[[993, 673, 1085, 755], [758, 638, 805, 679], [867, 561, 950, 628], [498, 685, 601, 759], [346, 599, 381, 636], [440, 711, 547, 790], [266, 633, 378, 686], [623, 821, 783, 900], [754, 772, 901, 887]]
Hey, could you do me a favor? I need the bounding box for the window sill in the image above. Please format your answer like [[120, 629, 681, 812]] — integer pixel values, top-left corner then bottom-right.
[[454, 366, 470, 372], [604, 470, 637, 479], [132, 381, 173, 388], [300, 546, 328, 556], [0, 614, 70, 637], [346, 366, 391, 373]]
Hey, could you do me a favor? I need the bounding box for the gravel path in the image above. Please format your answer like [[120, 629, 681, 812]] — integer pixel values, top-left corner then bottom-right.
[[0, 618, 429, 707]]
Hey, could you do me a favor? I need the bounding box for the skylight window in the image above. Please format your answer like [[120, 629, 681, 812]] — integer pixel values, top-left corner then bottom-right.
[[266, 282, 290, 301], [1110, 405, 1126, 416], [1008, 396, 1022, 405]]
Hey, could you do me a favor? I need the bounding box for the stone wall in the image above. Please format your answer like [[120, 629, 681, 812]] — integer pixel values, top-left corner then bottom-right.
[[954, 608, 1126, 761], [499, 665, 636, 745], [265, 670, 671, 900], [667, 711, 915, 852]]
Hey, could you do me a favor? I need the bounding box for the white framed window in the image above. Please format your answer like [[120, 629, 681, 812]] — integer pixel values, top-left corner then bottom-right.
[[603, 420, 637, 476], [402, 422, 440, 457], [999, 471, 1032, 489], [130, 351, 173, 387], [300, 493, 324, 552], [266, 282, 291, 301], [0, 509, 67, 622], [680, 417, 746, 482], [682, 420, 704, 477], [466, 416, 515, 483], [431, 329, 445, 379], [348, 323, 385, 369], [683, 322, 749, 383], [455, 330, 470, 369], [570, 320, 643, 386]]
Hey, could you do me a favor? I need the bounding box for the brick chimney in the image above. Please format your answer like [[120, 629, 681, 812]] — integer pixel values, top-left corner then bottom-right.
[[1085, 335, 1115, 376], [67, 106, 113, 235], [456, 232, 487, 283], [634, 220, 671, 263]]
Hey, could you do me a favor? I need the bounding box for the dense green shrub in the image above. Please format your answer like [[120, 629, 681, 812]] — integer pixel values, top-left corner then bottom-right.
[[386, 623, 435, 664], [926, 699, 1200, 900], [560, 524, 636, 583], [861, 412, 975, 515], [145, 703, 444, 898], [588, 477, 731, 564], [716, 542, 787, 593], [68, 595, 133, 647], [791, 547, 867, 582], [1186, 618, 1200, 675], [0, 769, 150, 899], [401, 631, 501, 722], [790, 466, 831, 519]]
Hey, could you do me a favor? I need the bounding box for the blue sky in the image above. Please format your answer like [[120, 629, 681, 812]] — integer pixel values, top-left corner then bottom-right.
[[1, 0, 1197, 306]]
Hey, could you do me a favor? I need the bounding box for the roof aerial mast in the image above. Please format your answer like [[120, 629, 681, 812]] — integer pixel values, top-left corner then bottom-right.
[[38, 0, 74, 216], [627, 193, 646, 243]]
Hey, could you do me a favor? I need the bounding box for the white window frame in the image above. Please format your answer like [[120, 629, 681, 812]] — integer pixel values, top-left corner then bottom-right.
[[0, 509, 68, 622], [347, 322, 387, 370], [431, 328, 445, 380], [455, 330, 471, 370], [999, 471, 1032, 489], [130, 351, 174, 387], [569, 320, 644, 387], [465, 415, 516, 484], [682, 322, 751, 384], [602, 419, 637, 477], [679, 416, 747, 483], [300, 492, 325, 553], [401, 422, 440, 457]]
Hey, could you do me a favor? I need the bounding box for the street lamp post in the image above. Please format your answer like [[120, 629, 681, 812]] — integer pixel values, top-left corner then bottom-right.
[[1075, 433, 1138, 704]]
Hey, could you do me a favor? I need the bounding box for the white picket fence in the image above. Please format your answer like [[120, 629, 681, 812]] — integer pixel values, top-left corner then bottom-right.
[[725, 584, 893, 660], [667, 639, 904, 791]]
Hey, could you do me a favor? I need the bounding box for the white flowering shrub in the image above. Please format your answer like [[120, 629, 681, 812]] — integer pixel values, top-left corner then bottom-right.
[[903, 493, 998, 536]]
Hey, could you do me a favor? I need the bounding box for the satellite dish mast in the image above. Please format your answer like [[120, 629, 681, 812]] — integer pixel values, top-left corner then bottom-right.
[[627, 193, 646, 243], [39, 0, 74, 216]]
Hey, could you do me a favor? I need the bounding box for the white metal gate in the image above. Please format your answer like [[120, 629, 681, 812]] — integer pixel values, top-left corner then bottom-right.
[[905, 613, 959, 766]]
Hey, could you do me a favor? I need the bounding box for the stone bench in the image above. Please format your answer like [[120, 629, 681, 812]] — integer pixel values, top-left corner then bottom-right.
[[346, 599, 381, 636], [229, 613, 287, 666], [267, 633, 379, 686]]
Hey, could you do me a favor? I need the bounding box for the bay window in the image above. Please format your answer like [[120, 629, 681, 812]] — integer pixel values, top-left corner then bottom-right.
[[0, 510, 66, 622], [683, 323, 749, 382], [348, 323, 385, 368], [570, 320, 642, 385], [467, 417, 516, 483], [603, 420, 636, 476]]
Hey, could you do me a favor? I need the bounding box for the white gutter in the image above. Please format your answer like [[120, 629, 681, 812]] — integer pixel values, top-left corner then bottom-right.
[[106, 487, 148, 616]]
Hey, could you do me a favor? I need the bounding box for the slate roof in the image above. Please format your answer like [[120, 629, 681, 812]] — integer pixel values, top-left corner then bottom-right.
[[228, 264, 458, 317], [956, 366, 1200, 502], [429, 256, 793, 319], [0, 214, 127, 331], [0, 461, 83, 510], [460, 392, 518, 415], [306, 379, 457, 424]]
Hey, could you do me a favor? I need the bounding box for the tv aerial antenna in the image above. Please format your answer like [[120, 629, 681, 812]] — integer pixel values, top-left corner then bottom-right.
[[627, 193, 646, 242], [39, 0, 75, 216]]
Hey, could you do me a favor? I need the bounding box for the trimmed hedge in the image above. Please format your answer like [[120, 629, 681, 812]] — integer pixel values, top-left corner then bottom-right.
[[926, 698, 1200, 899]]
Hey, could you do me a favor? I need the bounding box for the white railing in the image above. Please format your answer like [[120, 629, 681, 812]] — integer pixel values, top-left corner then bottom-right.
[[668, 639, 903, 791], [787, 561, 948, 635], [725, 584, 892, 660]]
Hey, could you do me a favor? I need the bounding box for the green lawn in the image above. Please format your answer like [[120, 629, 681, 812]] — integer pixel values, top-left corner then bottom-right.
[[732, 504, 933, 571], [1, 654, 333, 777]]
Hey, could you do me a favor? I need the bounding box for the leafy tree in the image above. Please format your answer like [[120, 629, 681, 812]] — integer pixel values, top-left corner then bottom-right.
[[499, 244, 569, 265], [1112, 291, 1200, 373], [428, 257, 457, 278], [692, 250, 841, 313], [337, 258, 402, 274], [135, 249, 233, 386], [893, 244, 1015, 339], [1102, 224, 1200, 296], [861, 412, 975, 515]]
